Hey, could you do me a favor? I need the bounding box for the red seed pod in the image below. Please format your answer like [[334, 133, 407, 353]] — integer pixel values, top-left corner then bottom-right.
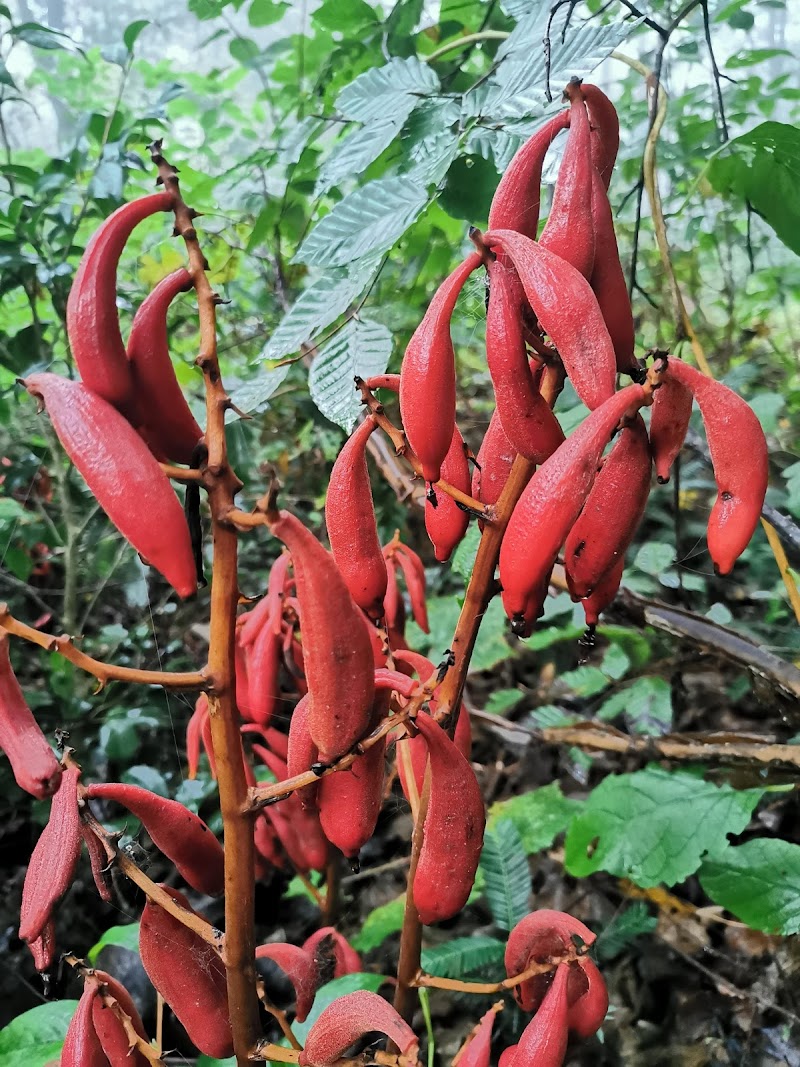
[[649, 375, 693, 483], [399, 253, 482, 483], [488, 110, 570, 240], [19, 763, 82, 944], [511, 963, 570, 1067], [393, 543, 429, 633], [588, 165, 638, 376], [92, 969, 149, 1067], [186, 693, 207, 779], [472, 409, 518, 510], [247, 620, 282, 726], [267, 511, 375, 761], [242, 723, 290, 761], [392, 648, 436, 681], [0, 632, 61, 799], [540, 80, 595, 280], [61, 983, 107, 1067], [581, 555, 624, 628], [665, 359, 769, 573], [454, 1005, 499, 1067], [499, 385, 646, 632], [396, 704, 472, 805], [287, 695, 319, 810], [373, 668, 420, 700], [139, 886, 232, 1059], [255, 811, 286, 870], [23, 374, 196, 598], [412, 714, 485, 925], [255, 943, 320, 1023], [235, 635, 255, 721], [567, 957, 609, 1038], [298, 990, 418, 1067], [85, 783, 224, 897], [29, 920, 57, 972], [317, 731, 386, 858], [564, 414, 651, 600], [240, 553, 293, 647], [67, 192, 172, 413], [425, 427, 470, 563], [582, 84, 620, 190], [482, 231, 616, 411], [383, 559, 405, 641], [498, 1046, 517, 1067], [202, 700, 218, 779], [326, 415, 388, 621], [303, 927, 362, 979], [485, 259, 565, 463], [81, 824, 113, 903], [505, 910, 597, 1013], [254, 748, 329, 872], [126, 267, 202, 464]]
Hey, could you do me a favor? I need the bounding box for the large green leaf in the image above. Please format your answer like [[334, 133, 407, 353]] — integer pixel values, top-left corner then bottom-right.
[[700, 838, 800, 934], [564, 767, 762, 887], [336, 57, 440, 123], [421, 935, 506, 978], [0, 1001, 79, 1067], [488, 782, 581, 855], [480, 819, 532, 931], [88, 921, 140, 963], [228, 364, 291, 416], [706, 122, 800, 256], [317, 118, 406, 195], [309, 318, 393, 430]]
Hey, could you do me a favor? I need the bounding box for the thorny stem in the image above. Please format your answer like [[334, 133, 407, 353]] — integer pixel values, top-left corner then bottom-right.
[[148, 141, 260, 1066]]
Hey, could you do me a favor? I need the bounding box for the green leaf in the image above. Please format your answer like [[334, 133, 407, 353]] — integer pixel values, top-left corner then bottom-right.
[[632, 541, 675, 574], [197, 1057, 236, 1066], [469, 597, 515, 672], [291, 973, 387, 1043], [564, 766, 762, 887], [11, 22, 82, 53], [421, 936, 506, 978], [480, 819, 533, 931], [483, 689, 524, 716], [706, 122, 800, 256], [336, 57, 440, 123], [248, 0, 289, 26], [317, 118, 405, 195], [123, 20, 149, 51], [594, 902, 657, 961], [295, 176, 428, 267], [229, 364, 290, 416], [122, 765, 168, 796], [596, 676, 673, 735], [700, 838, 800, 934], [558, 665, 610, 697], [451, 523, 480, 580], [285, 873, 324, 903], [352, 894, 406, 951], [488, 782, 581, 855], [0, 1001, 79, 1067], [88, 922, 140, 964], [309, 318, 392, 431]]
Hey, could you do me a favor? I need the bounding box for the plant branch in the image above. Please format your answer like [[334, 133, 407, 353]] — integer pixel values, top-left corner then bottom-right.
[[413, 946, 587, 994]]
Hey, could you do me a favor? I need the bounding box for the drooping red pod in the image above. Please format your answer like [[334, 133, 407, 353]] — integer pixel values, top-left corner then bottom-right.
[[499, 385, 646, 634], [254, 810, 285, 870], [287, 694, 319, 810], [61, 982, 107, 1067], [399, 253, 482, 483], [383, 560, 406, 646], [254, 747, 329, 872], [488, 109, 570, 240], [425, 426, 471, 563], [412, 714, 485, 925], [303, 927, 362, 979], [564, 414, 652, 599], [29, 920, 56, 972], [665, 359, 769, 573], [505, 910, 597, 1013], [326, 415, 388, 621], [239, 553, 293, 647], [85, 782, 224, 896], [139, 886, 233, 1059], [246, 618, 282, 726], [126, 267, 202, 464], [23, 374, 197, 598], [0, 633, 61, 798], [454, 1005, 499, 1067], [510, 963, 570, 1067], [472, 409, 518, 511], [498, 1046, 517, 1067], [317, 724, 386, 858], [540, 80, 595, 279], [267, 511, 375, 761], [19, 763, 82, 944], [235, 634, 255, 721], [67, 191, 172, 413], [567, 957, 609, 1038], [485, 258, 566, 462], [588, 165, 638, 376], [393, 542, 429, 633], [81, 824, 113, 903], [582, 83, 620, 190], [649, 375, 693, 483], [186, 693, 207, 779], [298, 990, 418, 1067], [581, 555, 624, 627], [242, 722, 290, 761], [482, 230, 616, 411], [92, 969, 150, 1067], [255, 943, 320, 1022]]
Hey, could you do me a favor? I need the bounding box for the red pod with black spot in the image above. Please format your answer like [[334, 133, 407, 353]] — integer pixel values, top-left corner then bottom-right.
[[255, 942, 320, 1022], [298, 990, 418, 1067]]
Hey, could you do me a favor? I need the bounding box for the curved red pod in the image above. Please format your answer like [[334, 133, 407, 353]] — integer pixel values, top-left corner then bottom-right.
[[303, 927, 362, 979], [399, 253, 482, 483], [240, 553, 293, 647], [393, 542, 429, 633], [255, 942, 319, 1022], [85, 782, 224, 896], [498, 1046, 518, 1067], [567, 956, 609, 1037], [298, 990, 417, 1067], [318, 735, 386, 858], [649, 375, 693, 483], [139, 885, 232, 1059], [485, 258, 565, 463], [81, 824, 113, 903], [581, 555, 624, 627], [254, 747, 329, 872], [0, 633, 61, 799], [397, 704, 471, 807], [412, 714, 485, 925], [23, 374, 196, 598], [582, 83, 620, 190], [505, 909, 597, 1013], [67, 192, 173, 413], [92, 968, 150, 1066], [287, 694, 320, 810], [29, 920, 56, 972], [665, 359, 769, 573], [510, 963, 570, 1067], [19, 763, 82, 944], [455, 1005, 498, 1067], [564, 413, 651, 600], [482, 230, 616, 411], [247, 620, 282, 726], [255, 810, 285, 870], [383, 557, 405, 639], [499, 385, 646, 631], [61, 983, 107, 1067], [425, 426, 471, 563], [472, 409, 518, 510], [127, 267, 202, 464], [540, 80, 595, 280], [488, 109, 570, 240], [242, 722, 290, 761], [326, 415, 388, 620]]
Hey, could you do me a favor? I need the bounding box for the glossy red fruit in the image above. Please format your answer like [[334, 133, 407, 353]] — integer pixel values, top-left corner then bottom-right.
[[399, 253, 482, 483], [67, 192, 172, 413], [23, 374, 196, 598], [649, 375, 693, 483], [425, 426, 471, 563], [81, 825, 113, 903], [581, 555, 624, 627], [298, 990, 417, 1067], [0, 633, 61, 798], [255, 942, 319, 1022]]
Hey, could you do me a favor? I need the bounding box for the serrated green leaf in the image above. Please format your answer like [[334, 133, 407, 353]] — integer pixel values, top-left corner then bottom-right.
[[310, 318, 392, 431], [596, 676, 673, 735], [421, 936, 506, 978], [594, 902, 657, 961], [700, 838, 800, 934], [88, 922, 140, 964], [336, 57, 440, 123], [559, 665, 610, 697], [277, 116, 325, 166], [564, 767, 762, 887], [295, 177, 428, 267], [229, 364, 290, 416], [484, 689, 524, 716], [480, 819, 532, 931], [451, 523, 480, 580], [317, 118, 405, 196], [352, 894, 406, 951], [488, 782, 581, 855], [0, 1001, 78, 1067]]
